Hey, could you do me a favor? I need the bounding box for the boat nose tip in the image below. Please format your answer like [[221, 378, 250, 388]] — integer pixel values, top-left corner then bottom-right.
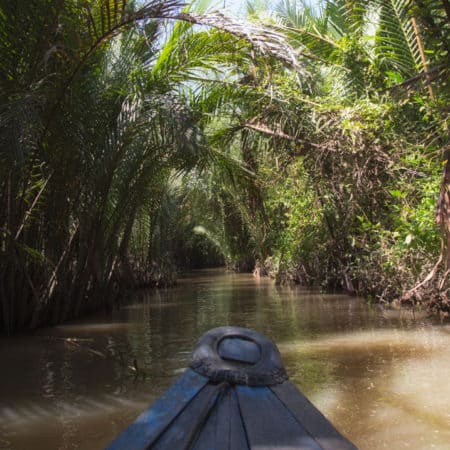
[[217, 335, 262, 365], [189, 326, 288, 386]]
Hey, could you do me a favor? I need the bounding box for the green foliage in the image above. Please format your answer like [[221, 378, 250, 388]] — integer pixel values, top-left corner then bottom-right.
[[0, 0, 222, 332], [1, 0, 449, 333], [265, 159, 324, 265]]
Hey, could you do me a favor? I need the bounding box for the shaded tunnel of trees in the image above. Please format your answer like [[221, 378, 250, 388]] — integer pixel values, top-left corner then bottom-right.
[[1, 0, 449, 333]]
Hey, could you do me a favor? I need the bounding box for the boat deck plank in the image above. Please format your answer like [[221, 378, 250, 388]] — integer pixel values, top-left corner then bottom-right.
[[236, 385, 323, 450], [192, 387, 250, 450], [271, 382, 358, 450], [106, 369, 208, 450]]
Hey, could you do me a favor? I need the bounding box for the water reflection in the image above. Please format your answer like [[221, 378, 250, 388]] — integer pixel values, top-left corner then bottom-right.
[[0, 269, 449, 449]]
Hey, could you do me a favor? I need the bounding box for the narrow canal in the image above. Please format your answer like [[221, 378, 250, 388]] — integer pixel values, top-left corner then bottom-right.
[[1, 269, 449, 450]]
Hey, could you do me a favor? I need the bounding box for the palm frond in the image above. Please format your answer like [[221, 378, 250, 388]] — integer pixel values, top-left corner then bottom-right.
[[374, 0, 422, 78], [176, 11, 306, 73]]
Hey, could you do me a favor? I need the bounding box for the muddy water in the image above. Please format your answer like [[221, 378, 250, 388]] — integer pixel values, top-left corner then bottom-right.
[[0, 269, 449, 449]]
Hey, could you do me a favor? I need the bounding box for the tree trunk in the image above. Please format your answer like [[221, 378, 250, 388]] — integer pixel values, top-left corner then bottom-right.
[[436, 157, 450, 268]]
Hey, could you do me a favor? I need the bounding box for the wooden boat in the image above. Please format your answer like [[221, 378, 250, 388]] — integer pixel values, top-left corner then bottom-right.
[[106, 326, 358, 450]]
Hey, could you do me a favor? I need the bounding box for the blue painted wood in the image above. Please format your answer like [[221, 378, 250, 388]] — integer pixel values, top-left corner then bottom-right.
[[106, 327, 358, 450], [218, 337, 261, 364], [271, 382, 358, 450], [105, 369, 209, 450], [151, 383, 222, 449], [191, 387, 249, 450], [236, 385, 323, 450]]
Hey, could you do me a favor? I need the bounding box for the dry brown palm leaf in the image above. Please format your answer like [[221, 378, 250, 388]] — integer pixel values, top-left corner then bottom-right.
[[173, 11, 305, 73]]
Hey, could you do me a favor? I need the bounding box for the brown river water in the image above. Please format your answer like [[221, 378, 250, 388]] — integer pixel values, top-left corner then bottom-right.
[[0, 269, 449, 450]]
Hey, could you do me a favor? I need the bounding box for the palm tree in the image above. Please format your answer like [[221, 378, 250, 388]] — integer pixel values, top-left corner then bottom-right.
[[0, 0, 305, 332]]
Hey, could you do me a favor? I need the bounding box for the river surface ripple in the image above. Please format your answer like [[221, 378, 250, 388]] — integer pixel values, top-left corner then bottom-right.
[[0, 269, 449, 449]]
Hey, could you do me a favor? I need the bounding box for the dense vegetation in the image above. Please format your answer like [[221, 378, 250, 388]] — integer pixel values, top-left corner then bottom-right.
[[0, 0, 449, 333]]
